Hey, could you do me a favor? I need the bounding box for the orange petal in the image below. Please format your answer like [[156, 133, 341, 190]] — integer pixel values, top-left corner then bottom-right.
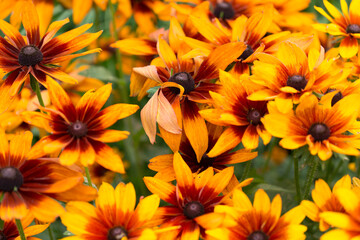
[[157, 37, 178, 72], [59, 139, 80, 166], [339, 37, 358, 59], [22, 192, 64, 222], [75, 83, 112, 122], [89, 129, 129, 143], [47, 78, 76, 120], [195, 42, 247, 81], [157, 90, 182, 135], [0, 19, 25, 49], [182, 100, 208, 162], [72, 0, 93, 24], [141, 89, 159, 144], [242, 125, 259, 149], [110, 39, 157, 55], [207, 127, 243, 158], [89, 103, 139, 130], [91, 140, 125, 173], [143, 177, 177, 205], [173, 152, 194, 196], [21, 0, 40, 45]]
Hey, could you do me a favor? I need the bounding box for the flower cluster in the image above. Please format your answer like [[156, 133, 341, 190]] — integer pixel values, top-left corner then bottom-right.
[[1, 0, 360, 239]]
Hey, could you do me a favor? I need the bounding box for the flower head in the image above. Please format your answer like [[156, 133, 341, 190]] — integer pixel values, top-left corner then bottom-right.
[[0, 130, 96, 222], [61, 182, 160, 240], [144, 152, 251, 239], [206, 188, 307, 240], [314, 0, 360, 58], [262, 94, 360, 160], [301, 175, 352, 231], [200, 70, 270, 152], [0, 1, 102, 112], [22, 79, 139, 173]]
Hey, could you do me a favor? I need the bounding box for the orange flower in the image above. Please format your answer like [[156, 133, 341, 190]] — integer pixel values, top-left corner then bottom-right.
[[22, 79, 139, 173], [320, 185, 360, 239], [301, 175, 351, 231], [248, 42, 346, 105], [262, 94, 360, 160], [0, 214, 48, 240], [144, 152, 252, 240], [200, 71, 270, 153], [132, 31, 246, 161], [0, 1, 102, 112], [206, 188, 307, 240], [314, 0, 360, 58], [61, 182, 160, 240], [0, 131, 96, 222]]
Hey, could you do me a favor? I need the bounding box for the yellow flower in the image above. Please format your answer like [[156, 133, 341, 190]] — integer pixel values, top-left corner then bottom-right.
[[262, 94, 360, 160], [61, 182, 160, 240], [320, 185, 360, 239], [206, 188, 307, 240], [314, 0, 360, 58], [301, 175, 352, 231]]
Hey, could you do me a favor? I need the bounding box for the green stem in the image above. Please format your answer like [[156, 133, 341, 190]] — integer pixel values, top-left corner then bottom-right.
[[325, 157, 332, 181], [48, 225, 54, 240], [262, 138, 275, 174], [294, 156, 301, 203], [29, 74, 45, 108], [109, 0, 145, 195], [84, 166, 93, 187], [15, 219, 26, 240], [240, 160, 252, 182], [329, 159, 343, 182], [357, 157, 360, 178], [303, 156, 319, 200]]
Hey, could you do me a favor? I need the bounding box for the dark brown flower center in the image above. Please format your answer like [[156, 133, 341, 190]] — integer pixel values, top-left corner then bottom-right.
[[238, 45, 254, 61], [214, 2, 235, 19], [247, 109, 262, 125], [325, 88, 343, 106], [346, 24, 360, 34], [18, 45, 43, 66], [168, 72, 195, 95], [68, 120, 88, 138], [308, 123, 330, 142], [0, 167, 24, 192], [287, 75, 307, 91], [183, 201, 205, 219], [0, 231, 6, 240], [199, 154, 215, 171], [107, 227, 127, 240], [248, 231, 269, 240]]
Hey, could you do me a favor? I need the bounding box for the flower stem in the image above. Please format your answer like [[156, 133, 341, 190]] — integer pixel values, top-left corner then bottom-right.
[[84, 166, 93, 187], [293, 156, 301, 203], [29, 74, 45, 108], [15, 219, 26, 240], [262, 138, 275, 174], [303, 156, 319, 200], [240, 160, 252, 182]]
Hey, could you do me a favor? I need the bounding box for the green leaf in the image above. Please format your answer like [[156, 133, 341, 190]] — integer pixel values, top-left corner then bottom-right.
[[79, 66, 118, 82], [147, 86, 160, 97]]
